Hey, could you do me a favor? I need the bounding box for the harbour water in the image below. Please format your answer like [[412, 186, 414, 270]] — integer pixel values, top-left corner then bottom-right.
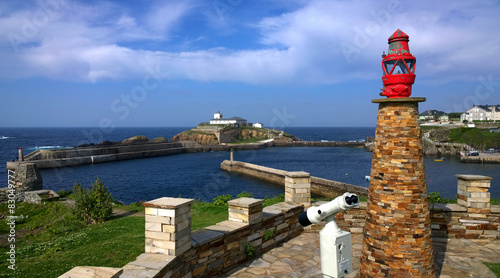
[[0, 127, 498, 204]]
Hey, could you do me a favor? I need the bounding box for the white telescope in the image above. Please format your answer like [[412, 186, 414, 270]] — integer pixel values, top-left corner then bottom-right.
[[299, 192, 359, 278]]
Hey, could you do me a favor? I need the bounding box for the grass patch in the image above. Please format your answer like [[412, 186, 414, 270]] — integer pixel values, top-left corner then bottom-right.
[[191, 201, 228, 231], [449, 127, 500, 149], [485, 262, 500, 277], [0, 201, 144, 277]]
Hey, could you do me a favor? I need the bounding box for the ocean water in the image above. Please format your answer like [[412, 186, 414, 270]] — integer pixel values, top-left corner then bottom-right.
[[0, 127, 498, 203]]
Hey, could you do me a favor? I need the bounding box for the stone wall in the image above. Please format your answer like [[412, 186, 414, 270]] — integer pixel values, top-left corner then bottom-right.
[[220, 160, 368, 198], [218, 127, 240, 144], [25, 142, 184, 160], [320, 202, 500, 241], [8, 143, 186, 170], [120, 198, 303, 278], [272, 141, 364, 147], [0, 163, 42, 203]]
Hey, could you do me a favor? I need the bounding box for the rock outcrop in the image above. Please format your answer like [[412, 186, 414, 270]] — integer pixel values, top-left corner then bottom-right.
[[170, 131, 218, 145], [121, 135, 149, 145], [149, 137, 168, 144]]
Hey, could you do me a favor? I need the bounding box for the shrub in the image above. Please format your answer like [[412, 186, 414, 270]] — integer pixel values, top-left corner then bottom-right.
[[237, 191, 253, 198], [245, 243, 255, 259], [57, 189, 73, 198], [212, 194, 233, 206], [73, 177, 113, 224]]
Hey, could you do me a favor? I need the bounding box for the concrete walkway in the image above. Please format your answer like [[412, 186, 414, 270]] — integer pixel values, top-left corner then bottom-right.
[[223, 231, 500, 278]]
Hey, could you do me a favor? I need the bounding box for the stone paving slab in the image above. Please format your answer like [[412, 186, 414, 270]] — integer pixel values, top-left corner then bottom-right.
[[222, 232, 500, 278]]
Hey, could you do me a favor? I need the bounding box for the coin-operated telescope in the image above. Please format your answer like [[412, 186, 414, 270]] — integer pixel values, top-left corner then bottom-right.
[[299, 192, 359, 278], [380, 29, 416, 98]]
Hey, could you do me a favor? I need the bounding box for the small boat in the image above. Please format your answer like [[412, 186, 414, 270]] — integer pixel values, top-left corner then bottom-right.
[[364, 175, 370, 181], [434, 158, 444, 162]]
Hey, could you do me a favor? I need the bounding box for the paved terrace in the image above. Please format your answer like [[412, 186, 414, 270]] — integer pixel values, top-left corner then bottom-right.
[[223, 231, 500, 278]]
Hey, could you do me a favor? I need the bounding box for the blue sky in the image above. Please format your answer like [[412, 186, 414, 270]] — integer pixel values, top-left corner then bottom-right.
[[1, 0, 500, 128]]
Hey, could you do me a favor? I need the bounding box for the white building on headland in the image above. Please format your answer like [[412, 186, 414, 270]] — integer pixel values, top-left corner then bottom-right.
[[461, 105, 500, 122], [210, 111, 247, 126], [253, 123, 264, 128]]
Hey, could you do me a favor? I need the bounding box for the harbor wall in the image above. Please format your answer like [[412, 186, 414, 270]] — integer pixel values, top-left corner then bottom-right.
[[309, 202, 500, 241], [460, 155, 500, 164], [220, 160, 368, 197], [272, 141, 364, 147], [7, 140, 364, 170]]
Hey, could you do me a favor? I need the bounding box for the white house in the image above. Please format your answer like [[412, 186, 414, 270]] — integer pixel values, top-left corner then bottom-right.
[[461, 105, 500, 122], [209, 111, 247, 126], [253, 123, 264, 128]]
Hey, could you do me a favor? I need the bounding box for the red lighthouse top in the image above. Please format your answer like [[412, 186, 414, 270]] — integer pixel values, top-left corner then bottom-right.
[[388, 29, 410, 55], [380, 29, 416, 98]]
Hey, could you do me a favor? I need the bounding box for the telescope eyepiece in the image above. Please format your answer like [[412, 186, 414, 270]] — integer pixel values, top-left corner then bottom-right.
[[345, 195, 359, 205]]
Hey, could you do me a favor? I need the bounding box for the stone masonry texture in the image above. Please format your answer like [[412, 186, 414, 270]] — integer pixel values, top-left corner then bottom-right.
[[360, 98, 435, 277], [143, 197, 194, 256]]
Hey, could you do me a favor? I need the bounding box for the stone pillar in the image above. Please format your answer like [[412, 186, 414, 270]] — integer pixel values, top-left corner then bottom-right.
[[360, 98, 435, 277], [230, 148, 234, 163], [228, 197, 264, 224], [285, 171, 311, 207], [456, 174, 492, 216], [143, 197, 194, 256]]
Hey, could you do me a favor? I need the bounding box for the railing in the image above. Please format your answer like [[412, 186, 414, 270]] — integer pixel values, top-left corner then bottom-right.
[[423, 132, 475, 151]]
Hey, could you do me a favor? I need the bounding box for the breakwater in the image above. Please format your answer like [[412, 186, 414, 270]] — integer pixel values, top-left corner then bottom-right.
[[6, 140, 363, 170], [460, 154, 500, 164], [7, 141, 274, 170], [273, 141, 363, 147], [220, 160, 368, 197]]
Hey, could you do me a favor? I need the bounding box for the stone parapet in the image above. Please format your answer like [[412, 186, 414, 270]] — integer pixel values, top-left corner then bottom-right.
[[143, 197, 194, 256], [456, 174, 492, 215], [117, 199, 303, 278], [228, 197, 264, 224], [285, 171, 311, 207]]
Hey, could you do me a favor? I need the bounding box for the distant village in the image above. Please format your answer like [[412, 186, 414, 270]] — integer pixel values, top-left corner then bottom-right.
[[419, 104, 499, 128], [204, 105, 500, 130]]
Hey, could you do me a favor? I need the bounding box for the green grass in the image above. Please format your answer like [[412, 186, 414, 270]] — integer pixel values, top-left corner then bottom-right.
[[449, 127, 500, 149], [0, 192, 288, 277], [191, 201, 228, 231], [485, 262, 500, 277], [491, 199, 500, 205], [0, 201, 144, 278]]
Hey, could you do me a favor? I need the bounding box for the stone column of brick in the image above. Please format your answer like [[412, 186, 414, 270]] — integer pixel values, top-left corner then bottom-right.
[[228, 197, 264, 224], [143, 197, 194, 256], [360, 98, 435, 277], [456, 174, 492, 216], [284, 171, 311, 207]]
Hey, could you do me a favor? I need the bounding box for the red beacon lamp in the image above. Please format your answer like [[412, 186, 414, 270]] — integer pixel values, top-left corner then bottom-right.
[[380, 29, 416, 98]]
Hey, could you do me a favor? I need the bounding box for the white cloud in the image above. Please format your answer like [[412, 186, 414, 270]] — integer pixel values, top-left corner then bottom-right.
[[1, 0, 499, 86]]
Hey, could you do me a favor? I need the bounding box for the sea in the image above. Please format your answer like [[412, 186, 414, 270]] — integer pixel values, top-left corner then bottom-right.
[[0, 127, 499, 204]]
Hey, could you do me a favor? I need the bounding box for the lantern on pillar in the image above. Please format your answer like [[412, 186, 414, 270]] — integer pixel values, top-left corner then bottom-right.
[[380, 29, 416, 98]]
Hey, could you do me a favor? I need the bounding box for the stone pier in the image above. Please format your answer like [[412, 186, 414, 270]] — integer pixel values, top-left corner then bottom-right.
[[360, 98, 435, 277]]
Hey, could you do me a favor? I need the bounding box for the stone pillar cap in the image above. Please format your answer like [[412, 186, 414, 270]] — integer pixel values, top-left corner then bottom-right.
[[455, 174, 492, 181], [372, 97, 426, 103], [228, 197, 264, 208], [143, 197, 194, 209], [285, 171, 310, 178]]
